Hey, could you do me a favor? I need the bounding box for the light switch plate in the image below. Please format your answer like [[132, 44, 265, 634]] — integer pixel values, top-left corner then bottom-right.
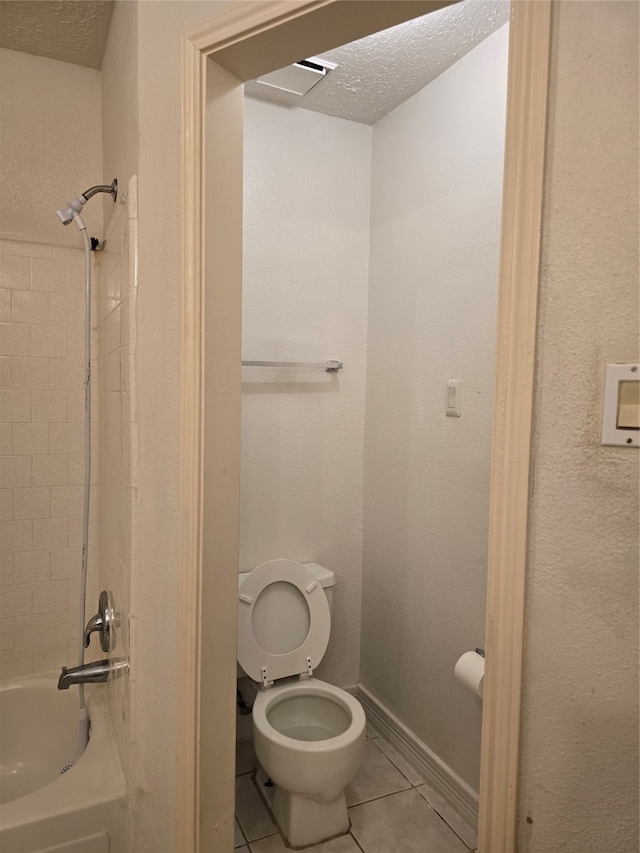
[[446, 379, 461, 417], [601, 363, 639, 447]]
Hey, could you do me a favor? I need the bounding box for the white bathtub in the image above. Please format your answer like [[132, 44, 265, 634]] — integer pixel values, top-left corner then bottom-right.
[[0, 674, 127, 853]]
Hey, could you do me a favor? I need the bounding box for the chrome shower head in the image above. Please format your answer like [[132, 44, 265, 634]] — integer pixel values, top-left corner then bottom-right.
[[56, 179, 118, 226]]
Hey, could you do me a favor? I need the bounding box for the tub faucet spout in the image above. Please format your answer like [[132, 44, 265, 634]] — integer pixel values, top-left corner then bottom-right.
[[58, 659, 110, 690]]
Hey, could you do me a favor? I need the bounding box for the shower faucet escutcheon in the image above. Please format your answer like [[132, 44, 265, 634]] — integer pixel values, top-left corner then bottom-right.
[[83, 590, 116, 653]]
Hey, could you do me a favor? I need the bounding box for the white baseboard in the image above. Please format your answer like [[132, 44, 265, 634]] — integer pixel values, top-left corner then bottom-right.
[[356, 684, 479, 832]]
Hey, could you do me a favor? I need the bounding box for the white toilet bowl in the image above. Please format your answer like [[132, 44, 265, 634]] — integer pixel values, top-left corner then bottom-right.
[[253, 677, 366, 846], [237, 560, 366, 847]]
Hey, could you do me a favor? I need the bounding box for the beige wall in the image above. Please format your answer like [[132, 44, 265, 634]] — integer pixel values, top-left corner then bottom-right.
[[241, 95, 371, 688], [100, 0, 139, 232], [518, 3, 639, 851], [361, 25, 508, 792], [0, 49, 102, 246], [104, 1, 638, 849], [133, 3, 229, 850]]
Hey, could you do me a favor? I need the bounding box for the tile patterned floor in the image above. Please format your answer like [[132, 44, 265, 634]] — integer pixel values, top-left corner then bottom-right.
[[234, 725, 478, 852]]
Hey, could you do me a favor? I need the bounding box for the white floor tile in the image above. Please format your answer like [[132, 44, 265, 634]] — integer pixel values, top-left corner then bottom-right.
[[416, 783, 477, 849], [346, 739, 411, 807], [235, 774, 278, 843], [235, 818, 246, 848], [250, 831, 361, 852], [372, 738, 425, 786], [349, 788, 468, 853]]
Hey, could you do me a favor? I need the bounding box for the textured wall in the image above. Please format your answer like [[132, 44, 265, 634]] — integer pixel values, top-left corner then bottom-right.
[[241, 96, 371, 688], [361, 25, 509, 792], [0, 48, 102, 247], [518, 3, 639, 851], [100, 0, 139, 232]]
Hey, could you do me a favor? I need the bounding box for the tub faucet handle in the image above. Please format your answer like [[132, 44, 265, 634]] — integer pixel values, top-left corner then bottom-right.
[[84, 590, 116, 653]]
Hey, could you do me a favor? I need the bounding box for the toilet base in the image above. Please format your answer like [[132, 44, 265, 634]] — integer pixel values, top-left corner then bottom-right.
[[273, 785, 350, 848]]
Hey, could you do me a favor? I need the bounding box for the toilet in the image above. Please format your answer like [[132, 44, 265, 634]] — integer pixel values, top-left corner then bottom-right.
[[237, 559, 366, 848]]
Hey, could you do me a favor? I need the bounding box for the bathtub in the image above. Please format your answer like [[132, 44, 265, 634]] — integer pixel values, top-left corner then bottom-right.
[[0, 674, 127, 853]]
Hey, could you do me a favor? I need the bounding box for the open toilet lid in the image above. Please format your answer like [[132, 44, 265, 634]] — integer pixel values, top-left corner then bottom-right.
[[237, 560, 331, 685]]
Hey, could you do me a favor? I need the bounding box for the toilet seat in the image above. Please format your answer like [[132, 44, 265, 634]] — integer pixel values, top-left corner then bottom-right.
[[237, 560, 331, 686]]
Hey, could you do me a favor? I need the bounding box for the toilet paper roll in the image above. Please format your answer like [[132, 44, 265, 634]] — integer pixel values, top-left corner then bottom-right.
[[454, 651, 484, 699]]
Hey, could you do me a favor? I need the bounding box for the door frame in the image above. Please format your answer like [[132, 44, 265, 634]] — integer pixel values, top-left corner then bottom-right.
[[177, 2, 552, 850]]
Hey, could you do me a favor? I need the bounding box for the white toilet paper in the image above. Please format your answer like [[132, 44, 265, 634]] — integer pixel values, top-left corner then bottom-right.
[[454, 651, 485, 699]]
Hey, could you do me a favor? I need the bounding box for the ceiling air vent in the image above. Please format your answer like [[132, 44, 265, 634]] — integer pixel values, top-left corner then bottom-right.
[[255, 56, 338, 97]]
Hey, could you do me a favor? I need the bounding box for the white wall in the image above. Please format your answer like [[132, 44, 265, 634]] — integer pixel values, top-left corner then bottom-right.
[[0, 49, 102, 246], [361, 25, 509, 792], [0, 49, 102, 681], [519, 3, 639, 851], [241, 96, 371, 688]]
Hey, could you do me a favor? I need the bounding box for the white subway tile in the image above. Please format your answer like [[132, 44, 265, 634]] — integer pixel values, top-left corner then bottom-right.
[[66, 329, 84, 360], [31, 258, 67, 294], [0, 323, 30, 357], [48, 357, 83, 391], [50, 422, 83, 455], [0, 618, 14, 651], [0, 240, 51, 259], [67, 453, 84, 485], [0, 290, 10, 323], [0, 390, 30, 421], [11, 291, 48, 325], [30, 326, 66, 358], [0, 648, 33, 679], [50, 547, 81, 580], [11, 357, 48, 390], [54, 608, 79, 643], [0, 357, 11, 389], [14, 550, 49, 583], [0, 587, 13, 618], [67, 389, 84, 423], [0, 554, 13, 585], [0, 456, 31, 488], [50, 485, 83, 518], [32, 454, 67, 487], [12, 422, 49, 455], [13, 614, 40, 648], [13, 584, 33, 616], [0, 489, 12, 521], [32, 642, 69, 674], [0, 256, 30, 290], [0, 424, 11, 455], [32, 516, 67, 550], [67, 515, 82, 547], [32, 579, 68, 614], [31, 390, 67, 422], [14, 487, 50, 520], [0, 519, 32, 553], [48, 294, 69, 327]]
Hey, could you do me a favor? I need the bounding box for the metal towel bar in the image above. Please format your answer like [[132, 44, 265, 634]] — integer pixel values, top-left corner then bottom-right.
[[242, 360, 343, 372]]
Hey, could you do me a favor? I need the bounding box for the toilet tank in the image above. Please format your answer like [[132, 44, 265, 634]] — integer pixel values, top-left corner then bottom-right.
[[238, 561, 336, 615]]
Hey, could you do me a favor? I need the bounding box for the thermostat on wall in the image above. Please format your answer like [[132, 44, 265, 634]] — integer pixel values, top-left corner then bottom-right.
[[601, 363, 639, 447]]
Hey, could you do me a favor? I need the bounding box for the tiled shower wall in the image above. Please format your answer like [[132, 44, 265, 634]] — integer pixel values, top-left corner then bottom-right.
[[97, 176, 137, 786], [0, 239, 99, 679]]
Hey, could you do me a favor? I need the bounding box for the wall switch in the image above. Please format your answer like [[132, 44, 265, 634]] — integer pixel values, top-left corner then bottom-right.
[[446, 380, 462, 417], [601, 363, 639, 446]]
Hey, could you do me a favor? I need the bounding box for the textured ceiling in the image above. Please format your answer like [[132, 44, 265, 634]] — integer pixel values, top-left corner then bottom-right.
[[0, 1, 113, 70], [245, 0, 510, 126]]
